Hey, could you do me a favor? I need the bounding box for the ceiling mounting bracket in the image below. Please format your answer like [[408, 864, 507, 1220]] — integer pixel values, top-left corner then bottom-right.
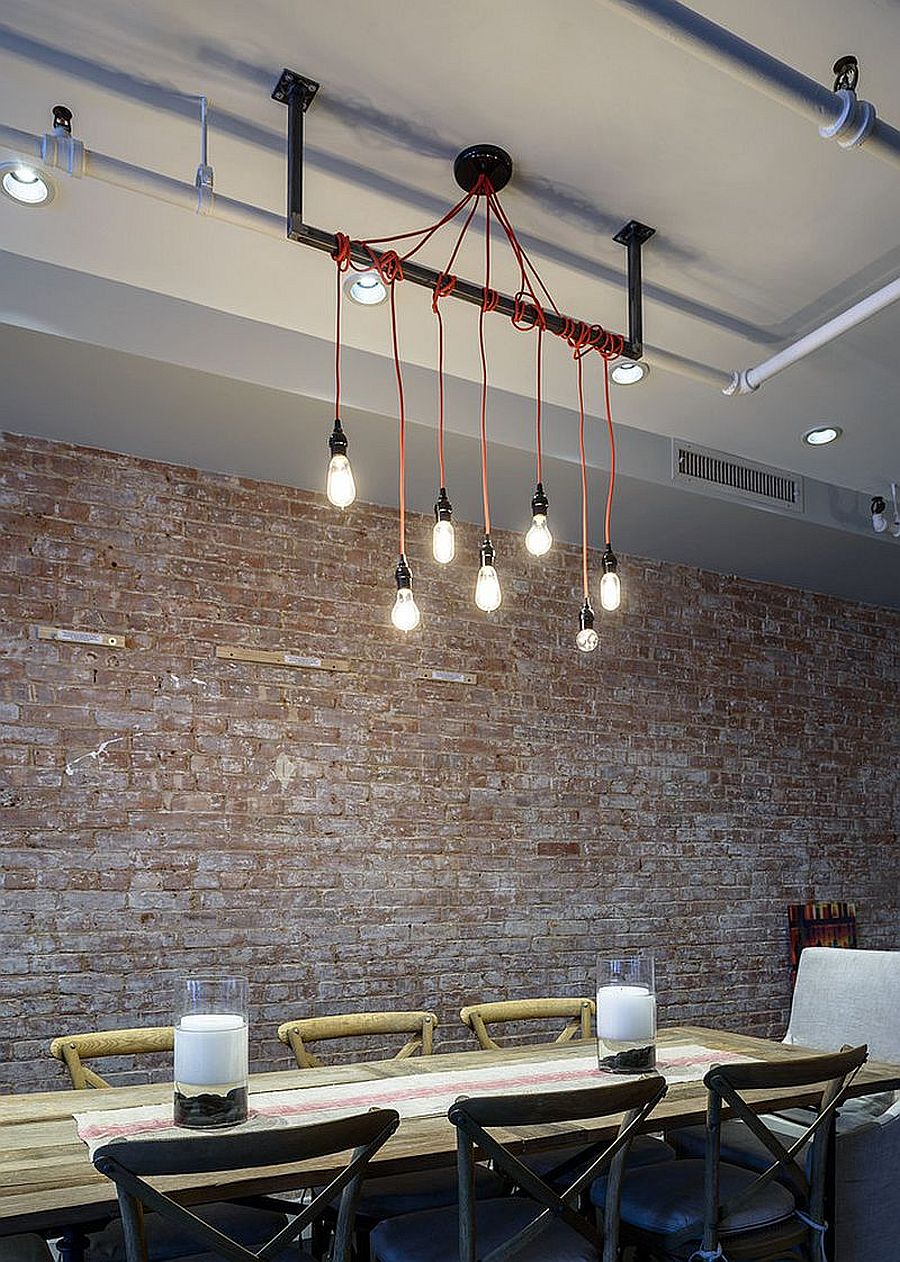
[[272, 68, 654, 359]]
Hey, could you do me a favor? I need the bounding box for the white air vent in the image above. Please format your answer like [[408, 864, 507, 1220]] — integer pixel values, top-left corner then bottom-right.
[[672, 440, 804, 513]]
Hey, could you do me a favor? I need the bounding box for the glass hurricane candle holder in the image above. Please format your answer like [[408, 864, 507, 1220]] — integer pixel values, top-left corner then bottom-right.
[[597, 953, 656, 1073], [174, 976, 249, 1128]]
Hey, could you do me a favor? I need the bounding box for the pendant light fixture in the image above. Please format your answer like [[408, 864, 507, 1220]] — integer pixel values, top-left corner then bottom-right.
[[387, 280, 420, 632], [276, 63, 655, 648], [431, 276, 456, 564], [574, 355, 599, 652], [326, 239, 357, 508], [524, 328, 553, 557], [599, 357, 622, 613]]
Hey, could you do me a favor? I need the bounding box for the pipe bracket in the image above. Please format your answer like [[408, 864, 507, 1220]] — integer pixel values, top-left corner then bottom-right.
[[722, 370, 758, 397], [818, 89, 876, 148], [41, 131, 84, 177]]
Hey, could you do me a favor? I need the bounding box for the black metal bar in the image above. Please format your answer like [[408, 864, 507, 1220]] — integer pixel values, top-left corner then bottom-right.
[[613, 219, 656, 359], [272, 69, 319, 230], [289, 215, 642, 358], [276, 68, 652, 360]]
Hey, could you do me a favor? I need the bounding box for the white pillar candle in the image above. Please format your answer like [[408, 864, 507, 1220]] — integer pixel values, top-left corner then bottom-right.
[[597, 984, 655, 1042], [174, 1013, 248, 1087]]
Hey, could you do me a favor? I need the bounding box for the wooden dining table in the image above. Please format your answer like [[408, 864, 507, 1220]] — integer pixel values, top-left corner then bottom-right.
[[2, 1024, 899, 1261]]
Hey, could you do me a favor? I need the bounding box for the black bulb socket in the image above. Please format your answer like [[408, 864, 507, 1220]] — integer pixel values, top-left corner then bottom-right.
[[395, 554, 413, 591], [52, 105, 73, 134], [871, 496, 887, 515], [602, 545, 618, 575], [530, 482, 549, 518], [479, 536, 496, 568], [329, 418, 349, 457], [434, 487, 453, 522], [579, 599, 596, 632]]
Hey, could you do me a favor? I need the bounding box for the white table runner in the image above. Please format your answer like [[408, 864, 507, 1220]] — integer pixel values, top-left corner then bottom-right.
[[76, 1043, 749, 1157]]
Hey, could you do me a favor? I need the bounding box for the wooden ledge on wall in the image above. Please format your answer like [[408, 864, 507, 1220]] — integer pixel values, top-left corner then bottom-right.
[[36, 626, 127, 648], [215, 645, 351, 672]]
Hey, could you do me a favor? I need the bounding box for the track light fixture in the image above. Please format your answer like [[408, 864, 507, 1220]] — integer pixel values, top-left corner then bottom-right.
[[871, 496, 888, 534], [0, 161, 54, 206], [274, 69, 654, 646]]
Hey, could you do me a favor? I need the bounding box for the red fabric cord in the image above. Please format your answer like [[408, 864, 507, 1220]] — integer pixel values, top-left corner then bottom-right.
[[331, 233, 352, 417], [435, 305, 446, 488], [602, 356, 616, 546], [535, 326, 543, 485], [478, 193, 493, 535], [389, 284, 407, 555], [577, 355, 590, 600]]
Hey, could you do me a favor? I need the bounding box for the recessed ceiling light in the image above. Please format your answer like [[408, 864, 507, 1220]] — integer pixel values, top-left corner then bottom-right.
[[345, 270, 387, 306], [611, 360, 649, 385], [0, 162, 54, 206], [803, 426, 842, 446]]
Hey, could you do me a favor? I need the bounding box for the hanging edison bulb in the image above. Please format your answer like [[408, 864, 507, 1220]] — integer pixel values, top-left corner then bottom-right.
[[391, 555, 421, 631], [474, 536, 502, 612], [600, 545, 621, 611], [576, 599, 599, 652], [432, 487, 455, 564], [326, 419, 356, 508], [524, 482, 552, 557]]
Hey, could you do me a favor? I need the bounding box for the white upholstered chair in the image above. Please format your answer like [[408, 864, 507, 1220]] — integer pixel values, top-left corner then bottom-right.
[[672, 947, 900, 1262]]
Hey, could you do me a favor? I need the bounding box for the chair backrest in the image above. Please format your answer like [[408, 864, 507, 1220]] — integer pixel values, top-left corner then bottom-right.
[[276, 1010, 438, 1069], [691, 1045, 868, 1260], [93, 1108, 400, 1262], [787, 947, 900, 1061], [459, 997, 595, 1051], [49, 1027, 175, 1089], [450, 1075, 667, 1262]]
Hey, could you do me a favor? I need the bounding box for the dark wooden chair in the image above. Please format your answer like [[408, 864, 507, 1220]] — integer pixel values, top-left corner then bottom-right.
[[371, 1075, 668, 1262], [596, 1045, 868, 1261], [92, 1108, 400, 1262]]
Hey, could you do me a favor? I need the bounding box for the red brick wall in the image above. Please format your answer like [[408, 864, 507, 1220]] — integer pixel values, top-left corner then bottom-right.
[[1, 431, 897, 1092]]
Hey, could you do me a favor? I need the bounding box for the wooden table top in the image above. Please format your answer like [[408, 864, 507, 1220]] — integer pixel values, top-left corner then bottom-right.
[[1, 1025, 898, 1237]]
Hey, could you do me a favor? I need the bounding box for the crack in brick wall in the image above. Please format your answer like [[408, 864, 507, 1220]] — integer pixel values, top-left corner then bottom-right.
[[0, 431, 897, 1093]]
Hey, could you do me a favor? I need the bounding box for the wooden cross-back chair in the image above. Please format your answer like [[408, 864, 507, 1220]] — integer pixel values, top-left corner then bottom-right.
[[459, 997, 595, 1051], [93, 1108, 400, 1262], [371, 1075, 668, 1262], [611, 1044, 868, 1261], [277, 1010, 438, 1070], [49, 1027, 174, 1089]]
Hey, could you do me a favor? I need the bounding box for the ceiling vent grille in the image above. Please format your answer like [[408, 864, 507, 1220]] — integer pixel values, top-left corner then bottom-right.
[[672, 440, 804, 513]]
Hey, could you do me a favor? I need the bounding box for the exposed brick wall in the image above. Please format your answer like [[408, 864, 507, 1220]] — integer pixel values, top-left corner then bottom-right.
[[1, 431, 897, 1093]]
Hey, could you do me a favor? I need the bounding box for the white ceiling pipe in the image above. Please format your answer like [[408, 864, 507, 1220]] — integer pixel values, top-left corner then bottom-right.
[[724, 277, 900, 395], [594, 0, 900, 168], [0, 121, 284, 239], [642, 344, 733, 390]]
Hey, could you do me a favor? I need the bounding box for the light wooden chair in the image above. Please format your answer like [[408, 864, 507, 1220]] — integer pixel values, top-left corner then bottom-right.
[[277, 1010, 438, 1070], [459, 997, 595, 1051], [49, 1027, 174, 1089]]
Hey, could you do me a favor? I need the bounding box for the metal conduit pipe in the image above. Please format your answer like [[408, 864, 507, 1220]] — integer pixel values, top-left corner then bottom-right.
[[594, 0, 900, 168], [0, 121, 285, 239], [724, 277, 900, 395], [642, 344, 733, 390]]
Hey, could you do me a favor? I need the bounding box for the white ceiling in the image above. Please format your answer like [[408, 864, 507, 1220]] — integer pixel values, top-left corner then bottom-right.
[[1, 0, 899, 605]]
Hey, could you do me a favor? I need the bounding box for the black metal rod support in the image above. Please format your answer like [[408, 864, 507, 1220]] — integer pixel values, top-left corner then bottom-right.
[[275, 69, 654, 360]]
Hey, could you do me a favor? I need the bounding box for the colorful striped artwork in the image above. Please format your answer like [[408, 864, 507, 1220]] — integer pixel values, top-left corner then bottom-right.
[[788, 901, 857, 985]]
